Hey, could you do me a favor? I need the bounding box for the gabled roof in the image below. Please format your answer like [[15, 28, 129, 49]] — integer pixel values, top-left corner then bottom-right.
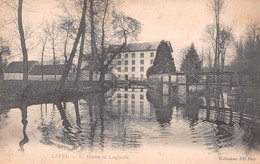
[[5, 61, 38, 73], [107, 41, 173, 53], [29, 64, 65, 75]]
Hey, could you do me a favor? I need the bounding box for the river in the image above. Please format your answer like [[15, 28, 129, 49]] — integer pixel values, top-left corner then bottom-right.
[[0, 87, 259, 163]]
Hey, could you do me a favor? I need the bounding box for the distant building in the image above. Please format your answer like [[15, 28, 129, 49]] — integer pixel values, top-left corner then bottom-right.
[[4, 61, 38, 80], [108, 41, 173, 80], [28, 64, 70, 81]]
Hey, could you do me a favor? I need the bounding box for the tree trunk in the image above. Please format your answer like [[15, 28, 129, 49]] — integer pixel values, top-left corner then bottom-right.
[[52, 39, 56, 80], [41, 36, 47, 81], [18, 0, 29, 91], [56, 0, 87, 94], [75, 22, 85, 86], [89, 0, 97, 82], [63, 32, 68, 64]]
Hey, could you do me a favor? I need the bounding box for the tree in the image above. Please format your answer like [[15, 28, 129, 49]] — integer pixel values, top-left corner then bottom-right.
[[97, 11, 141, 84], [59, 18, 76, 64], [0, 37, 11, 80], [56, 0, 88, 94], [45, 22, 60, 80], [151, 40, 176, 75], [180, 43, 203, 73], [39, 32, 48, 81], [208, 0, 224, 71], [88, 0, 141, 84], [18, 0, 29, 91], [75, 17, 86, 86]]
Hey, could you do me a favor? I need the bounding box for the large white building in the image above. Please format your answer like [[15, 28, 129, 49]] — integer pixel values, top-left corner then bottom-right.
[[111, 41, 173, 80]]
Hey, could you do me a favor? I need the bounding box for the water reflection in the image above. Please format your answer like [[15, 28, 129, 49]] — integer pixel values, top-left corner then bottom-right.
[[19, 103, 29, 151], [0, 87, 260, 156]]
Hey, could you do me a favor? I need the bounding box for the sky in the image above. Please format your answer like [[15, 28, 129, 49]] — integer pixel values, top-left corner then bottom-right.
[[0, 0, 260, 69]]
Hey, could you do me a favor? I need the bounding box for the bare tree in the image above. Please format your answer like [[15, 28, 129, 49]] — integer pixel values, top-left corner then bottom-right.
[[17, 0, 28, 91], [88, 0, 141, 84], [203, 23, 233, 71], [89, 0, 98, 82], [207, 0, 224, 71], [75, 18, 86, 86], [59, 18, 76, 64], [56, 0, 88, 94], [45, 22, 59, 80], [219, 25, 233, 71], [39, 32, 48, 81]]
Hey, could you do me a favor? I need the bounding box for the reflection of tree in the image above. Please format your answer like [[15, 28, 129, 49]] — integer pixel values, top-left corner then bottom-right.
[[185, 95, 203, 126], [56, 101, 72, 130], [73, 100, 81, 127], [147, 88, 173, 126], [19, 103, 29, 151]]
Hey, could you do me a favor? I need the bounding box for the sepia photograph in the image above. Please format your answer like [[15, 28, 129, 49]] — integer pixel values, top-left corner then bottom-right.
[[0, 0, 260, 163]]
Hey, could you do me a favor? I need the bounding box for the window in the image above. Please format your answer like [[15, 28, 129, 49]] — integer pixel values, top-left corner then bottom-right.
[[118, 54, 121, 59], [150, 52, 154, 57], [125, 54, 128, 58], [140, 60, 144, 65], [118, 93, 121, 98], [118, 100, 121, 104], [125, 60, 128, 65], [124, 93, 128, 98], [140, 67, 144, 72], [132, 53, 135, 58], [140, 94, 144, 100], [132, 74, 135, 78], [132, 60, 135, 65], [125, 67, 128, 72], [150, 59, 154, 65], [118, 67, 121, 72], [140, 53, 144, 58], [118, 61, 121, 65], [131, 94, 135, 99], [132, 67, 135, 72], [141, 74, 144, 79]]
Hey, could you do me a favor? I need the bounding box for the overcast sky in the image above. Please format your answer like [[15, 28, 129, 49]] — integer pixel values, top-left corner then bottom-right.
[[0, 0, 260, 68]]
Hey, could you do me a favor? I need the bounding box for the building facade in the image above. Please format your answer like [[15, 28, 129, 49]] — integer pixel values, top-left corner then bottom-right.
[[111, 41, 173, 80]]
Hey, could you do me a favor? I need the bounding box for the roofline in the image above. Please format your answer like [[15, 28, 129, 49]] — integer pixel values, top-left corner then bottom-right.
[[113, 49, 157, 53]]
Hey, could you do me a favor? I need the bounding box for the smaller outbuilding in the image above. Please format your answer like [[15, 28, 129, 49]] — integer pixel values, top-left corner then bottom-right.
[[28, 64, 69, 81], [4, 61, 38, 80]]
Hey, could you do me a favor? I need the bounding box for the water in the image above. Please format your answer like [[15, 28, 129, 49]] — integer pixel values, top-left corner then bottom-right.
[[0, 87, 260, 163]]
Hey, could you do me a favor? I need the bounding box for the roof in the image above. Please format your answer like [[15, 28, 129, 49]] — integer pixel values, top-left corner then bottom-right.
[[107, 41, 173, 53], [29, 64, 65, 75], [5, 61, 38, 73]]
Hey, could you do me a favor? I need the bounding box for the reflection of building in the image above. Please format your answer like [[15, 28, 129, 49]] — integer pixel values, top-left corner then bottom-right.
[[111, 88, 151, 116], [109, 41, 173, 80]]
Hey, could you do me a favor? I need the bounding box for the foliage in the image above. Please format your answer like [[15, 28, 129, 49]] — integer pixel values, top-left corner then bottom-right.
[[230, 23, 260, 83], [147, 40, 176, 77], [146, 65, 158, 77], [180, 43, 203, 73]]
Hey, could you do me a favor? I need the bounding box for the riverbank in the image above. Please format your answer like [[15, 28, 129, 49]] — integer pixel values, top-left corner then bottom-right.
[[0, 80, 113, 109]]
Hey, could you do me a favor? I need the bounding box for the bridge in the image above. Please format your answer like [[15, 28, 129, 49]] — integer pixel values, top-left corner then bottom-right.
[[148, 71, 260, 111]]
